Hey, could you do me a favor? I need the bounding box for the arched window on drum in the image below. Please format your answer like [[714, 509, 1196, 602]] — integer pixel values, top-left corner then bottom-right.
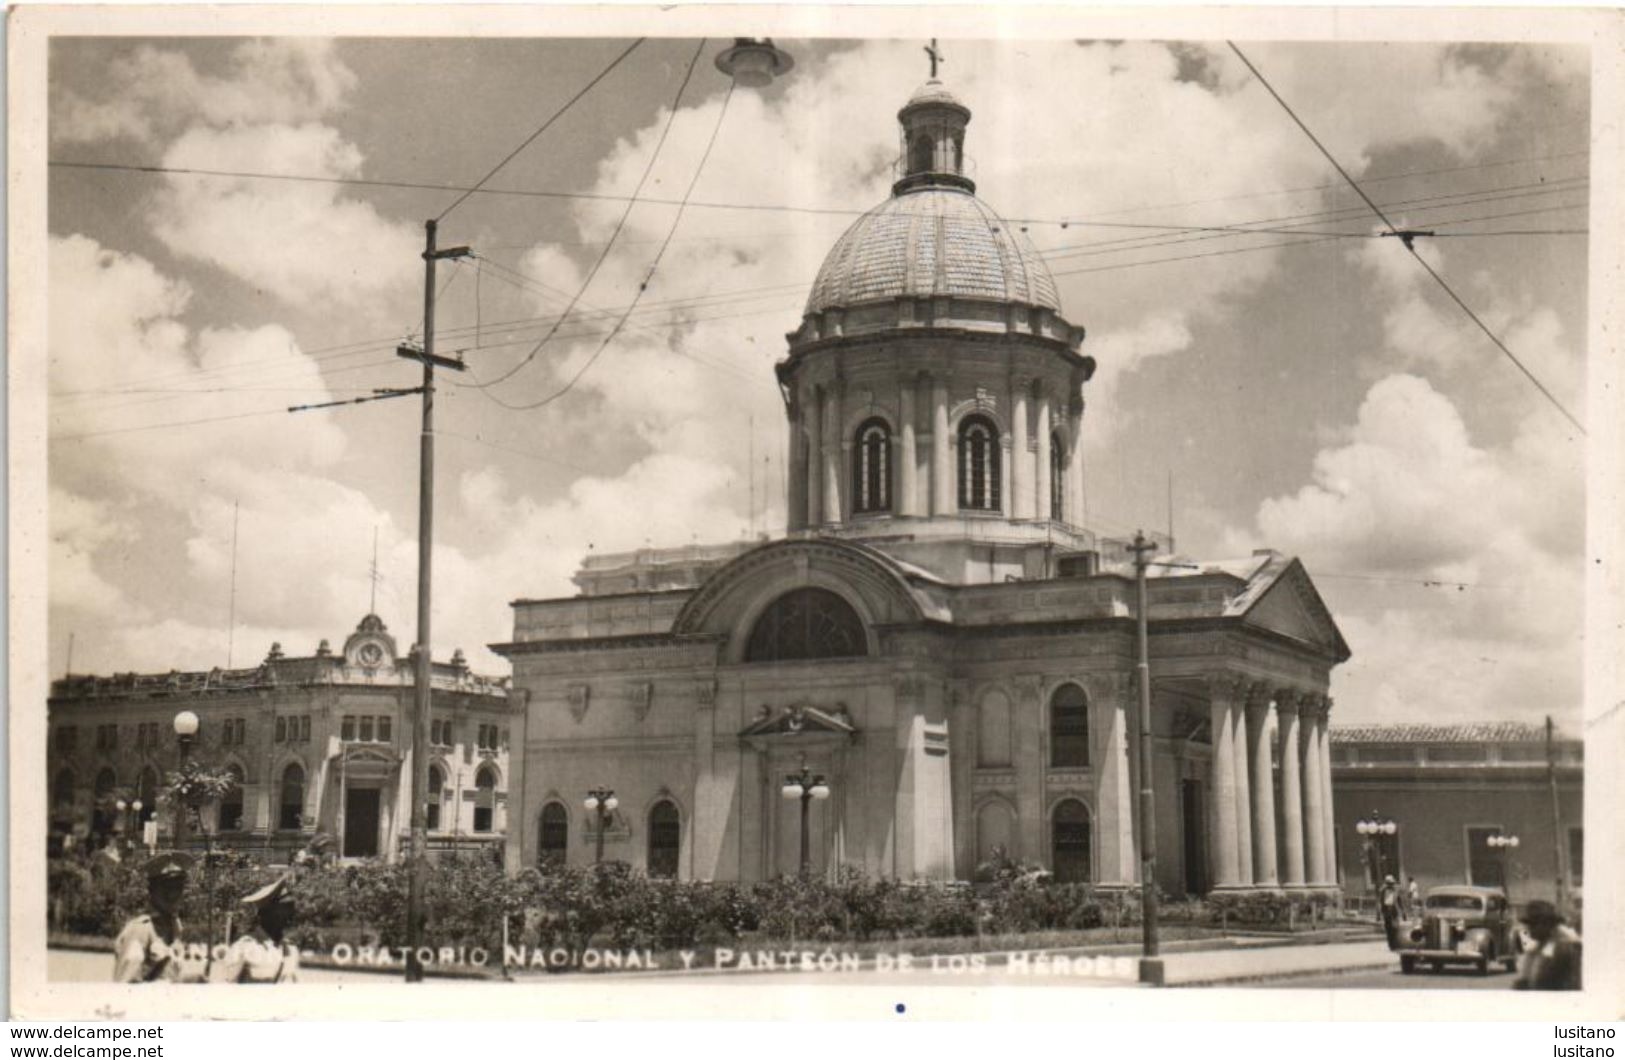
[[958, 415, 1001, 512], [852, 418, 891, 514]]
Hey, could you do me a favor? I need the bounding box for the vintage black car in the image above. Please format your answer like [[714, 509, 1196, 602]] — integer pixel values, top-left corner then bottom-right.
[[1399, 885, 1524, 975]]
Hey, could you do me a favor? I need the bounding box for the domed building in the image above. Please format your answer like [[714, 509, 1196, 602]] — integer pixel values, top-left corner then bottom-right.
[[497, 77, 1350, 895]]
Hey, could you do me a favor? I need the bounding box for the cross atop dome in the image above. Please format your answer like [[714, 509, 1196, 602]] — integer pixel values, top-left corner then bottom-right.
[[924, 37, 943, 79]]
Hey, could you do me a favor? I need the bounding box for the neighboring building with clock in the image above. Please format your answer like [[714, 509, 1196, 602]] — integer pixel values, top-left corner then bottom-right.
[[494, 75, 1352, 892], [47, 613, 520, 865]]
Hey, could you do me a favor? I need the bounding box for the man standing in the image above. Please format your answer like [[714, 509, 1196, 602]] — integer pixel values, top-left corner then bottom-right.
[[1513, 900, 1581, 990], [112, 852, 202, 983], [1405, 875, 1420, 920], [1378, 875, 1402, 949]]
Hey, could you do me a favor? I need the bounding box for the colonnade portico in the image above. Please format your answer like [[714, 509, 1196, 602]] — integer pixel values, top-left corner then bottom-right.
[[1206, 676, 1338, 891]]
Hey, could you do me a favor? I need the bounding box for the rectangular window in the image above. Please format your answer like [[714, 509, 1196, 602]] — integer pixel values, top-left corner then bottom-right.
[[501, 728, 510, 751], [275, 717, 287, 743], [235, 718, 247, 745], [431, 720, 444, 746], [360, 716, 374, 742], [58, 727, 77, 752], [300, 715, 311, 743], [341, 715, 355, 741], [378, 716, 392, 743], [1569, 827, 1584, 886]]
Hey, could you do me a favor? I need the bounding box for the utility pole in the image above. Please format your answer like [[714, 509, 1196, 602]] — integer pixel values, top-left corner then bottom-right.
[[1546, 715, 1567, 909], [403, 218, 471, 983], [1128, 531, 1159, 956]]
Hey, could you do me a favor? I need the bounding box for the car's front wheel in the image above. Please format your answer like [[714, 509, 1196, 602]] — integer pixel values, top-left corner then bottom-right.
[[1474, 957, 1489, 976], [1400, 955, 1417, 975]]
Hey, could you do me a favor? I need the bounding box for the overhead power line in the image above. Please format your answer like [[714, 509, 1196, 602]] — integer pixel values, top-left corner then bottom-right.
[[435, 38, 645, 223], [467, 38, 710, 395], [483, 74, 741, 411], [1226, 41, 1585, 438]]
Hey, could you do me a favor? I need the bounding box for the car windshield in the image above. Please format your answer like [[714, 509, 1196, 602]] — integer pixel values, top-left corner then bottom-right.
[[1426, 895, 1485, 912]]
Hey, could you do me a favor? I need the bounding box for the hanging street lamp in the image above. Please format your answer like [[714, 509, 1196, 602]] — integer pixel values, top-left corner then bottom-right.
[[781, 764, 830, 876], [585, 788, 619, 865]]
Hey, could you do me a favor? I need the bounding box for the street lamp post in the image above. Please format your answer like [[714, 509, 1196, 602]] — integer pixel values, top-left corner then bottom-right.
[[113, 797, 143, 857], [1355, 811, 1398, 892], [172, 711, 199, 851], [1487, 833, 1520, 894], [780, 764, 830, 876], [584, 788, 619, 865]]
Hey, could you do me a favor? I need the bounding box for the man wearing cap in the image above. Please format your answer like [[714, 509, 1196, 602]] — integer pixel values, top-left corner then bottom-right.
[[1378, 874, 1401, 949], [113, 852, 203, 983], [1513, 900, 1581, 990], [215, 876, 300, 984]]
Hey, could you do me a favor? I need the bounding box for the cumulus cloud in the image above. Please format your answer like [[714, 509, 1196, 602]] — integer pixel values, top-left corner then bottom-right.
[[52, 39, 356, 146], [147, 122, 420, 314], [1231, 373, 1582, 723]]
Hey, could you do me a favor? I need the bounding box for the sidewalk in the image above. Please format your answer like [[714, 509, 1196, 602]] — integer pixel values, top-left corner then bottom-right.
[[1140, 939, 1395, 986]]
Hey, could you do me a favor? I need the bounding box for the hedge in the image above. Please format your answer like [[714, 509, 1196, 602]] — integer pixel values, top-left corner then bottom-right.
[[47, 849, 1329, 956]]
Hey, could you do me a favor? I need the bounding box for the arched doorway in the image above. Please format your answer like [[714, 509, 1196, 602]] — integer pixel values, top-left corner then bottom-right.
[[1051, 798, 1092, 883], [426, 765, 444, 831], [92, 768, 117, 839], [218, 765, 244, 832], [278, 763, 305, 832], [538, 802, 568, 867], [647, 800, 681, 878]]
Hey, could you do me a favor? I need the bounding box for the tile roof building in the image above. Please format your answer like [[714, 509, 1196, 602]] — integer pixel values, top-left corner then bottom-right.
[[1329, 721, 1582, 906]]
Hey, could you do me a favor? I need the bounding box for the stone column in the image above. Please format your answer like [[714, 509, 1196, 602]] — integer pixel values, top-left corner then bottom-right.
[[1089, 674, 1136, 885], [1206, 677, 1241, 888], [805, 386, 823, 527], [1301, 697, 1328, 885], [931, 375, 952, 515], [1319, 697, 1338, 885], [899, 377, 918, 517], [999, 437, 1013, 517], [1276, 690, 1306, 887], [822, 380, 843, 525], [1011, 379, 1032, 519], [1246, 685, 1279, 886], [1011, 675, 1045, 863], [1035, 391, 1053, 522], [787, 402, 808, 531], [1230, 699, 1254, 886]]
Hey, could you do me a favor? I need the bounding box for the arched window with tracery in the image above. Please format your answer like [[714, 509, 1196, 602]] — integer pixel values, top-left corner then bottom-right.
[[278, 763, 304, 831], [427, 765, 444, 831], [1050, 430, 1065, 521], [1049, 683, 1090, 768], [1051, 798, 1093, 883], [958, 415, 1001, 511], [745, 587, 867, 663], [539, 802, 569, 867], [473, 765, 497, 833], [648, 800, 681, 879], [852, 418, 891, 514], [218, 765, 244, 832]]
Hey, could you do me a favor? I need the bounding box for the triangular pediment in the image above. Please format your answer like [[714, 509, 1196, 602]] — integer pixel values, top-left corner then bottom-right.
[[1238, 561, 1351, 662], [739, 703, 856, 738]]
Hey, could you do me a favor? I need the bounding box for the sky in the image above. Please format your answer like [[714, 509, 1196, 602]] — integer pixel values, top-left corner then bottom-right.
[[43, 34, 1592, 728]]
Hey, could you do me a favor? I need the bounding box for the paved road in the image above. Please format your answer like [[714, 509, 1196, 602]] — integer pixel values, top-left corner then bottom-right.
[[1260, 961, 1518, 990]]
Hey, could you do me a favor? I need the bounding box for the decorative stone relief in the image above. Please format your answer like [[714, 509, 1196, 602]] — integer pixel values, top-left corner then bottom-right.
[[630, 681, 653, 723], [694, 677, 718, 710], [566, 683, 591, 724]]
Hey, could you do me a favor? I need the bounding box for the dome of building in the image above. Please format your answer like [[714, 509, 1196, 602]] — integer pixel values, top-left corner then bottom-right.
[[805, 188, 1062, 316]]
